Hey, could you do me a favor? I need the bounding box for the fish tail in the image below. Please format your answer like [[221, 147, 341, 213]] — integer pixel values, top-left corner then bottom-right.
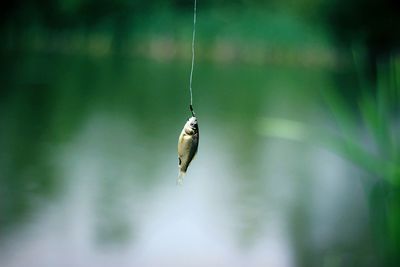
[[177, 171, 186, 185]]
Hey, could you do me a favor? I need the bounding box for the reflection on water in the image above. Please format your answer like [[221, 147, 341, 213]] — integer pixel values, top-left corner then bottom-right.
[[0, 53, 371, 267]]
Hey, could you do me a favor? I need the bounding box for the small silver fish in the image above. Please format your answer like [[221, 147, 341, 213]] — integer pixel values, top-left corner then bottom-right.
[[177, 116, 199, 184]]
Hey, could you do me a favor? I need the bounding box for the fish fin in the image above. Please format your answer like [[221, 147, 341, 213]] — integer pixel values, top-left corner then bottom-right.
[[177, 171, 186, 185]]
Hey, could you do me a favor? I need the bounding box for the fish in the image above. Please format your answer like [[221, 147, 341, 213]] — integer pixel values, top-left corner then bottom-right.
[[177, 116, 199, 185]]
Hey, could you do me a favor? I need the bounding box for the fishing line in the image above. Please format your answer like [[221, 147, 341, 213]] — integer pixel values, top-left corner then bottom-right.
[[189, 0, 197, 117]]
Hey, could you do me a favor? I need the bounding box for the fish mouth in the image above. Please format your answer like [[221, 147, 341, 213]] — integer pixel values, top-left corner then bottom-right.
[[187, 117, 198, 129]]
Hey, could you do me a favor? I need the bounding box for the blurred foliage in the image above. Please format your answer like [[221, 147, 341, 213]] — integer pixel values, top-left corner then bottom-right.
[[259, 55, 400, 266], [323, 0, 400, 85], [324, 54, 400, 266], [322, 12, 400, 266]]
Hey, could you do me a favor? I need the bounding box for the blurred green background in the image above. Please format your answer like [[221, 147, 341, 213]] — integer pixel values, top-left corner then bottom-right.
[[0, 0, 399, 266]]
